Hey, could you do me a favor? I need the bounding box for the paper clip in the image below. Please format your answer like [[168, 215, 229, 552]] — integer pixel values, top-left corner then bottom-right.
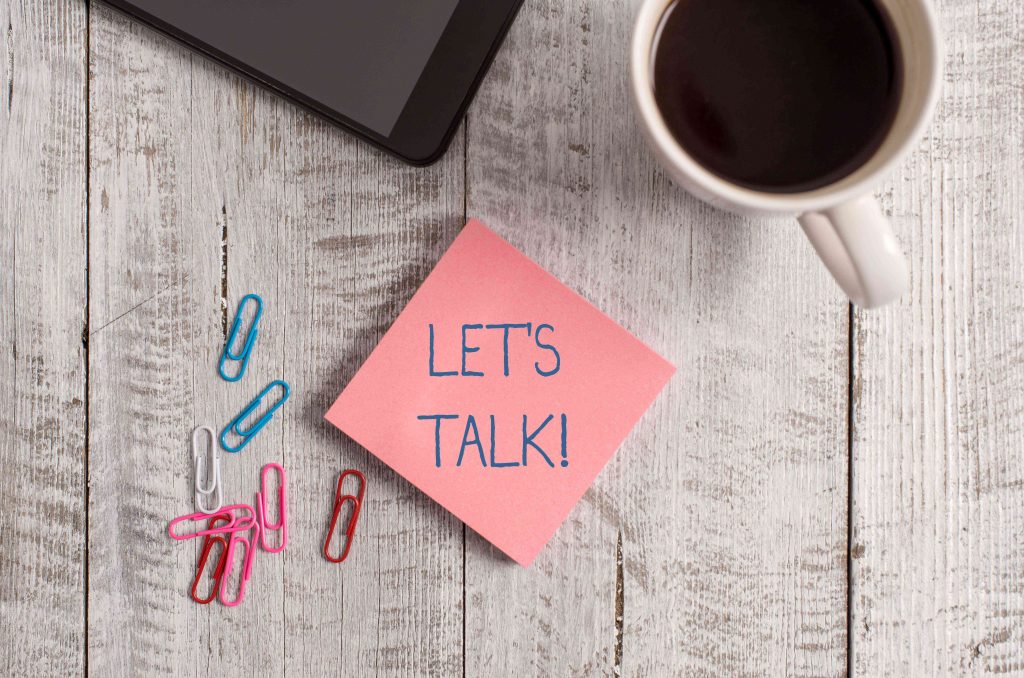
[[192, 426, 222, 514], [191, 514, 231, 605], [256, 463, 287, 553], [323, 469, 366, 563], [218, 293, 263, 382], [220, 380, 291, 453], [220, 522, 259, 607], [168, 504, 256, 541]]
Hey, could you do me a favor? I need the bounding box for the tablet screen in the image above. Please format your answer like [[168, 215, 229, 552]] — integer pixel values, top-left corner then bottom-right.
[[120, 0, 462, 136]]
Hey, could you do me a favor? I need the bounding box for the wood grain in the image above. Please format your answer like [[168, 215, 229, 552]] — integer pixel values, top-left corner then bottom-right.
[[187, 48, 289, 678], [851, 0, 1024, 674], [87, 2, 465, 675], [464, 0, 849, 675], [87, 5, 212, 674], [0, 0, 87, 675]]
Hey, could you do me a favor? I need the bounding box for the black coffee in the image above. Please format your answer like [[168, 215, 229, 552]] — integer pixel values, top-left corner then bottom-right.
[[652, 0, 901, 193]]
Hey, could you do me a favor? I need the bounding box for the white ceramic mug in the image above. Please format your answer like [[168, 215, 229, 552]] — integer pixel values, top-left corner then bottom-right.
[[630, 0, 942, 308]]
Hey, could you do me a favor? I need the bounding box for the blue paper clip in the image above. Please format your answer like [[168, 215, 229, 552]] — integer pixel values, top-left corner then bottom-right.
[[219, 294, 264, 382], [220, 380, 291, 453]]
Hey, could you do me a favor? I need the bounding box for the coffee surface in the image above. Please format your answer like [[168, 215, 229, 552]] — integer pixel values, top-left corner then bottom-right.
[[652, 0, 901, 193]]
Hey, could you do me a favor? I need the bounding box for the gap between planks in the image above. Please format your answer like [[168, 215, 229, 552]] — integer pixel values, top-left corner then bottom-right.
[[82, 2, 93, 676]]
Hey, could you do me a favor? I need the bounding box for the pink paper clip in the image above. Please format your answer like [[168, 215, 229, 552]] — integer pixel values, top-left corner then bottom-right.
[[256, 463, 287, 553], [168, 504, 256, 541], [220, 522, 259, 607], [323, 469, 366, 563]]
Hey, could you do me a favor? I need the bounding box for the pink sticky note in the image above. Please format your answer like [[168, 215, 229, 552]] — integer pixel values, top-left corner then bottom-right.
[[326, 220, 674, 566]]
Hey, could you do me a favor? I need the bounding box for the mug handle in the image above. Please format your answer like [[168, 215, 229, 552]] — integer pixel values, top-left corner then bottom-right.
[[797, 195, 909, 308]]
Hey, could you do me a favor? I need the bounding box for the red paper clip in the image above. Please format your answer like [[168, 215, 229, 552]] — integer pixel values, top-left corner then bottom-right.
[[191, 515, 230, 605], [323, 469, 366, 563]]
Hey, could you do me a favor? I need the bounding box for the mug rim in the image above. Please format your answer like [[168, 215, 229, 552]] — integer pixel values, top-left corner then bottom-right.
[[630, 0, 943, 214]]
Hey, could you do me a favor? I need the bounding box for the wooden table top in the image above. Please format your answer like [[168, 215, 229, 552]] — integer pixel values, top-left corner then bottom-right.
[[2, 0, 1022, 675]]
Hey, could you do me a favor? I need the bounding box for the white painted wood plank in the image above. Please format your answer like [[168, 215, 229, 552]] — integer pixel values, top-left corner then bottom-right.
[[0, 0, 87, 675], [465, 0, 849, 675], [186, 58, 289, 678], [851, 0, 1024, 673], [88, 3, 465, 674], [87, 5, 215, 675]]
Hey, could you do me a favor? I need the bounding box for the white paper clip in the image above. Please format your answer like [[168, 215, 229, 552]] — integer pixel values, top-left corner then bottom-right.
[[192, 426, 223, 514]]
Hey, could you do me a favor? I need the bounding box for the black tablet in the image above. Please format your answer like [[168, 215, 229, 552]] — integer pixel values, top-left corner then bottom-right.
[[102, 0, 524, 165]]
